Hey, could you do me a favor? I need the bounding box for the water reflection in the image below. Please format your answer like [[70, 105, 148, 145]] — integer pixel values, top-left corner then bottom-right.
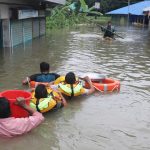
[[0, 25, 150, 150]]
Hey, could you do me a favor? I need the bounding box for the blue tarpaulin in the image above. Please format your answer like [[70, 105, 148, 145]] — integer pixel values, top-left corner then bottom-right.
[[106, 0, 150, 15]]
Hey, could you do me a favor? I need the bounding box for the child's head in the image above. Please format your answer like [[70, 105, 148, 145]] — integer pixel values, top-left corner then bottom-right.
[[108, 21, 111, 25], [40, 62, 50, 73], [0, 97, 11, 118], [65, 72, 76, 84], [35, 84, 48, 99]]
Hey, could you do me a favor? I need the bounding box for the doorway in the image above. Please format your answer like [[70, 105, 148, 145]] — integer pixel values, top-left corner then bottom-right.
[[0, 20, 3, 48]]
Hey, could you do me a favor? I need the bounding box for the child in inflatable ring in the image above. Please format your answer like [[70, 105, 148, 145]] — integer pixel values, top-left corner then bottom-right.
[[30, 84, 67, 113], [50, 72, 95, 99]]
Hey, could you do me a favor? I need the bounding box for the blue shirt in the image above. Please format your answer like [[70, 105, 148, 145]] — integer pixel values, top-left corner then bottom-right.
[[30, 73, 60, 82]]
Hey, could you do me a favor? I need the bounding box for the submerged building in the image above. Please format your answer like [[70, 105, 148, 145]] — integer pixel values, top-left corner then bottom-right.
[[106, 0, 150, 25], [0, 0, 66, 48]]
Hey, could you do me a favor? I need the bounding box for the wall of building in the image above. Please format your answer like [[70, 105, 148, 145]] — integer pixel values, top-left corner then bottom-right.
[[9, 18, 46, 47], [0, 1, 46, 48], [0, 0, 33, 5], [0, 4, 9, 19], [2, 19, 11, 47], [47, 0, 66, 5], [111, 14, 147, 27], [111, 15, 128, 25], [0, 0, 66, 6], [0, 20, 3, 48], [0, 0, 65, 48]]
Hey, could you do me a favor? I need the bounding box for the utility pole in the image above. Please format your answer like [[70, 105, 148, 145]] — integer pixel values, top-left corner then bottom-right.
[[94, 0, 100, 19], [128, 0, 130, 24]]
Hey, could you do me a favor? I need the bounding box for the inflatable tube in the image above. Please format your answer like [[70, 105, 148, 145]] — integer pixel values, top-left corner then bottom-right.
[[27, 76, 66, 88], [54, 76, 65, 85], [103, 37, 114, 41], [85, 78, 120, 92], [0, 90, 31, 118], [29, 81, 49, 88]]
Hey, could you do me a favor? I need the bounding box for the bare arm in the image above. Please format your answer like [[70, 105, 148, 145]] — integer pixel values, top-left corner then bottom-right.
[[15, 97, 36, 115], [81, 76, 95, 95], [51, 89, 67, 107], [11, 97, 44, 136], [22, 77, 31, 85], [47, 81, 55, 87], [58, 91, 67, 107]]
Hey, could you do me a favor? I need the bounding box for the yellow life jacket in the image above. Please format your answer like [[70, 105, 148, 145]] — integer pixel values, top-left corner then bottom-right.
[[54, 76, 85, 96], [54, 76, 65, 84], [58, 82, 85, 96], [54, 76, 79, 84], [30, 87, 62, 113]]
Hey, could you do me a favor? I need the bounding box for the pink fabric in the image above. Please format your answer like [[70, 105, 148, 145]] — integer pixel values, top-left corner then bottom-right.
[[0, 112, 44, 138]]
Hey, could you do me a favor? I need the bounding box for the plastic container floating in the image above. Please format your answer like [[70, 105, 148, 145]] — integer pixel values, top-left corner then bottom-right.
[[79, 73, 106, 82], [0, 90, 31, 118]]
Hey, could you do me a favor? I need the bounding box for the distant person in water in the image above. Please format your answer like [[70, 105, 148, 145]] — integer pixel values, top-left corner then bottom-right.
[[0, 97, 44, 138], [23, 62, 60, 84], [103, 21, 115, 39]]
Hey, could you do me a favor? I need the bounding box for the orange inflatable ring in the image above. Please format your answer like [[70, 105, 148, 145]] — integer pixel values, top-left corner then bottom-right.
[[30, 81, 49, 88], [85, 78, 120, 92]]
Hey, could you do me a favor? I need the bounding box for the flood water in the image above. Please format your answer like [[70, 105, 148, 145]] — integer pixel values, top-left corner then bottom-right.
[[0, 25, 150, 150]]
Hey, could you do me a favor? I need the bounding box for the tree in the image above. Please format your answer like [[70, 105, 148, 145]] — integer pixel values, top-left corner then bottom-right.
[[84, 0, 142, 13]]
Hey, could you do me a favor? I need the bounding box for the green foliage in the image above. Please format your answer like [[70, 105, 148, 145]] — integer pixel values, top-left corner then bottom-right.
[[46, 0, 142, 29], [46, 6, 87, 29], [87, 16, 111, 25], [46, 0, 102, 30]]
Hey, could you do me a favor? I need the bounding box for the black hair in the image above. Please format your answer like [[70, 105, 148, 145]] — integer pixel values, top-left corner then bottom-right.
[[40, 62, 50, 73], [35, 84, 48, 99], [0, 97, 11, 118], [65, 72, 76, 99], [108, 21, 111, 24], [65, 72, 76, 84], [35, 84, 48, 112]]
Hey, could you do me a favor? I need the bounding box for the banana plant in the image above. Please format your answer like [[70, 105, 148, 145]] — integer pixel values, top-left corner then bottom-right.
[[69, 0, 103, 15]]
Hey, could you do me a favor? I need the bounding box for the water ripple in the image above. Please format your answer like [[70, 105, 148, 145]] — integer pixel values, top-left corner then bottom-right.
[[0, 26, 150, 150]]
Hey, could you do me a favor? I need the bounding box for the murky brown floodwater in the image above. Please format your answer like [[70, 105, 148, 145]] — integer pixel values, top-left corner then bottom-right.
[[0, 25, 150, 150]]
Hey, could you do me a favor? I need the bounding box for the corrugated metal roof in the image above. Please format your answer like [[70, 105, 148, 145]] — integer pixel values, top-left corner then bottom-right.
[[143, 6, 150, 11], [106, 0, 150, 15]]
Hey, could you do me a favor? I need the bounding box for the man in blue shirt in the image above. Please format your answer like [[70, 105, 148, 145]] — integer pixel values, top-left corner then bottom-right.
[[23, 62, 60, 84]]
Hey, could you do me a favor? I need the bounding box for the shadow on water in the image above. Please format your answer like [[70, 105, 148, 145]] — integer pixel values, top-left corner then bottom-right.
[[0, 25, 150, 150]]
